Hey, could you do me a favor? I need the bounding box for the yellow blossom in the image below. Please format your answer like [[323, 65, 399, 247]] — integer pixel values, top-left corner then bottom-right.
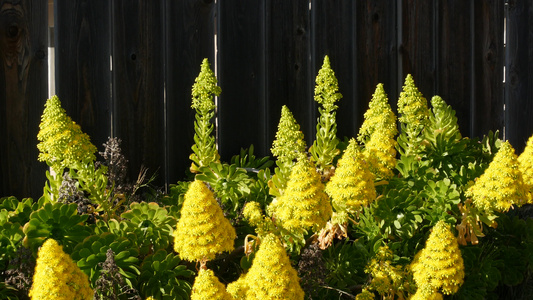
[[358, 83, 398, 144], [411, 221, 464, 297], [397, 74, 429, 128], [173, 180, 236, 262], [271, 105, 306, 161], [466, 141, 528, 212], [29, 238, 93, 300], [37, 95, 96, 169], [365, 130, 397, 179], [191, 268, 233, 300], [269, 154, 332, 233], [518, 134, 533, 203], [326, 138, 376, 213], [243, 233, 304, 300], [226, 274, 248, 300]]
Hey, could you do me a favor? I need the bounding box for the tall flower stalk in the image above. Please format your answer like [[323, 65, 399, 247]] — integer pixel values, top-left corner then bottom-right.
[[310, 55, 342, 178], [190, 58, 222, 173]]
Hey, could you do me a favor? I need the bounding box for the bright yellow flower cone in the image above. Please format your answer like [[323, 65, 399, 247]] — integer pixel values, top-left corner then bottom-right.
[[466, 140, 528, 212], [29, 238, 93, 300], [326, 138, 376, 213], [518, 134, 533, 203], [270, 154, 332, 233], [190, 268, 233, 300], [411, 220, 464, 297], [244, 233, 304, 300], [358, 83, 398, 144], [173, 180, 236, 262]]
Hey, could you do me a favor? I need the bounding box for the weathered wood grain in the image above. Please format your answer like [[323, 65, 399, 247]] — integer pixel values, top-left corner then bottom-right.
[[217, 0, 268, 160], [55, 0, 112, 161], [505, 0, 533, 152], [112, 0, 165, 187], [0, 0, 47, 199], [165, 0, 215, 184]]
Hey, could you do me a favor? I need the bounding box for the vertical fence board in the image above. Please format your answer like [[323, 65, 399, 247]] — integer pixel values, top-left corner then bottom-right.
[[165, 0, 215, 183], [400, 0, 435, 103], [217, 0, 267, 160], [54, 0, 112, 157], [473, 0, 504, 140], [355, 1, 399, 120], [0, 0, 47, 199], [311, 0, 360, 140], [112, 0, 165, 187], [435, 1, 474, 137], [265, 0, 312, 151], [506, 0, 533, 152]]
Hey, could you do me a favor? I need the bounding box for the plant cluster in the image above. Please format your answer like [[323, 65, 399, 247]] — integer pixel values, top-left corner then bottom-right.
[[1, 56, 533, 300]]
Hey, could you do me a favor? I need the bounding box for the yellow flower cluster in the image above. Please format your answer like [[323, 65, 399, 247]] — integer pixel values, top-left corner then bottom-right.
[[270, 154, 332, 232], [37, 95, 97, 169], [365, 130, 397, 179], [227, 233, 304, 300], [364, 245, 412, 299], [173, 180, 236, 262], [191, 58, 221, 113], [358, 83, 398, 143], [466, 141, 528, 212], [314, 55, 342, 112], [191, 268, 233, 300], [397, 74, 429, 128], [29, 238, 93, 300], [518, 134, 533, 203], [357, 84, 398, 179], [355, 288, 375, 300], [326, 138, 376, 213], [411, 220, 464, 297], [271, 105, 306, 161]]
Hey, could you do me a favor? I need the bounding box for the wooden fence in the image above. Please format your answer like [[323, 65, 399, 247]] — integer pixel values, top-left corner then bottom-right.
[[1, 0, 532, 200]]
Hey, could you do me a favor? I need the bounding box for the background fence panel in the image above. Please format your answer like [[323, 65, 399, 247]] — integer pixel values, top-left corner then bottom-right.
[[505, 0, 533, 152], [0, 0, 48, 199], [264, 0, 312, 151], [112, 0, 166, 188], [217, 0, 268, 160], [165, 0, 216, 184], [54, 0, 112, 155], [3, 0, 533, 199], [472, 0, 504, 141]]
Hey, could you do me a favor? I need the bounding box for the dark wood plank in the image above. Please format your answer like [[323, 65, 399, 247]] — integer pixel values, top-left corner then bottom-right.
[[265, 0, 312, 152], [399, 0, 435, 104], [165, 0, 215, 183], [112, 0, 165, 188], [355, 0, 399, 120], [311, 0, 359, 140], [505, 0, 533, 152], [217, 0, 267, 159], [434, 1, 474, 137], [472, 0, 504, 140], [54, 0, 112, 157], [0, 0, 48, 199]]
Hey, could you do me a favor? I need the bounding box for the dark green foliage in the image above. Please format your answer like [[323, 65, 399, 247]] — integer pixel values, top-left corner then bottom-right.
[[138, 250, 193, 300], [22, 202, 91, 253]]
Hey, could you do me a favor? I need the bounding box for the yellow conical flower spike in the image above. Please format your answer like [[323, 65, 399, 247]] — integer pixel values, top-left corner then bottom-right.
[[365, 129, 397, 179], [190, 268, 233, 300], [37, 95, 97, 169], [326, 138, 376, 213], [173, 180, 236, 262], [226, 273, 248, 300], [270, 154, 332, 233], [244, 233, 304, 300], [397, 74, 429, 129], [518, 134, 533, 203], [411, 220, 464, 297], [271, 105, 306, 162], [358, 83, 398, 144], [466, 141, 528, 212], [29, 238, 93, 300]]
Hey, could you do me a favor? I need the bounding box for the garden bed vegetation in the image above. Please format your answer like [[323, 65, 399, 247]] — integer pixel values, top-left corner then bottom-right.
[[1, 57, 533, 299]]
